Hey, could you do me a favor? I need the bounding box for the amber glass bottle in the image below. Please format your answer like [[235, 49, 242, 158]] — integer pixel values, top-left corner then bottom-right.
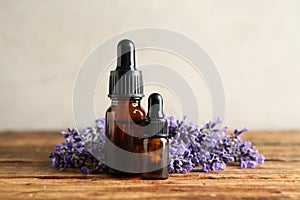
[[142, 93, 169, 179], [105, 39, 145, 176], [142, 137, 169, 179]]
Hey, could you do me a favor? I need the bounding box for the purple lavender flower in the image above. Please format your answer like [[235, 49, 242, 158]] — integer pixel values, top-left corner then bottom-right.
[[80, 166, 90, 174], [48, 123, 102, 173], [54, 144, 62, 152], [49, 116, 264, 174], [247, 161, 257, 168], [212, 162, 226, 172], [96, 118, 105, 129], [257, 154, 265, 164], [167, 116, 264, 173], [49, 154, 60, 168], [241, 161, 248, 169]]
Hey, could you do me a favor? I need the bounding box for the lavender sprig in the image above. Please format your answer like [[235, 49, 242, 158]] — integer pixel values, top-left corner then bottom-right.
[[49, 118, 105, 173], [49, 116, 264, 174], [168, 117, 264, 173]]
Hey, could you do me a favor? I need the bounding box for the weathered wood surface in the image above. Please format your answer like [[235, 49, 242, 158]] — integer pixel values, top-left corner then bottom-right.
[[0, 131, 299, 200]]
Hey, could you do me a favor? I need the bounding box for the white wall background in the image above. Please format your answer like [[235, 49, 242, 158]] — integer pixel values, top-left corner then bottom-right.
[[0, 0, 299, 131]]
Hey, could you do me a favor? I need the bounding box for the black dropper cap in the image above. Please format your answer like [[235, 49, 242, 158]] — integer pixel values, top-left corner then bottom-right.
[[108, 39, 144, 99], [147, 93, 165, 119], [116, 39, 135, 70], [144, 93, 168, 137]]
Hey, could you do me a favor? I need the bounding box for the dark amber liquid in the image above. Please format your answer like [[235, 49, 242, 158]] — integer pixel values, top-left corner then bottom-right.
[[142, 137, 169, 179], [105, 98, 145, 177]]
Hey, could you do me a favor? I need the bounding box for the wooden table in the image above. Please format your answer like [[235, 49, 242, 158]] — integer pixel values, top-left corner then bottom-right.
[[0, 131, 299, 199]]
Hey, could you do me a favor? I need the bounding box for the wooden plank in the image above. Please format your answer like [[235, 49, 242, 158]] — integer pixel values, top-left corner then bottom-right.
[[241, 131, 300, 144], [0, 131, 299, 199], [0, 160, 299, 179], [0, 175, 299, 200], [0, 131, 64, 147]]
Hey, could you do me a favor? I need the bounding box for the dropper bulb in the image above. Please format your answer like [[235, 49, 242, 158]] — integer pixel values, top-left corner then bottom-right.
[[117, 39, 136, 70], [147, 93, 165, 119]]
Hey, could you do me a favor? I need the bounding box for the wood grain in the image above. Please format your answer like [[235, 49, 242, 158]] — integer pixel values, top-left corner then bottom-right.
[[0, 131, 299, 200]]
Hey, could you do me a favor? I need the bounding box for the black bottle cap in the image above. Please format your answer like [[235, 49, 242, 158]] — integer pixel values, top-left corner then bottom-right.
[[147, 93, 165, 119], [108, 39, 144, 99], [144, 93, 169, 137], [116, 39, 135, 70]]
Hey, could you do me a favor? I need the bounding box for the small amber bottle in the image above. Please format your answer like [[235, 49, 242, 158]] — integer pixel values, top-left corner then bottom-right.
[[105, 39, 146, 176], [142, 93, 169, 179]]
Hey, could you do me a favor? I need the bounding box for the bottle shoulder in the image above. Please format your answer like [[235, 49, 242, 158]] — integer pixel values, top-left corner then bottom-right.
[[105, 101, 146, 121], [106, 106, 112, 113]]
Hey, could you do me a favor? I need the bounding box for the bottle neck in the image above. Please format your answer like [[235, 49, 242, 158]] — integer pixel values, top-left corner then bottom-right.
[[111, 98, 142, 107]]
